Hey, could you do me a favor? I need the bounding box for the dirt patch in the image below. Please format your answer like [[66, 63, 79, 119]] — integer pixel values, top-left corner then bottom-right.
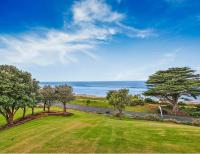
[[0, 111, 73, 131]]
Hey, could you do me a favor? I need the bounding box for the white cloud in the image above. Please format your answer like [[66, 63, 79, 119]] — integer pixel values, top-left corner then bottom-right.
[[0, 0, 155, 66], [0, 29, 102, 65], [117, 23, 156, 38], [72, 0, 124, 24]]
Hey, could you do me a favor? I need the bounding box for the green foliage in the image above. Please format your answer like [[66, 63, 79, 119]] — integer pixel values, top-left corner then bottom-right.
[[144, 67, 200, 113], [181, 104, 200, 117], [189, 112, 200, 117], [40, 85, 56, 112], [86, 99, 91, 105], [195, 104, 200, 110], [143, 115, 161, 121], [0, 65, 39, 125], [130, 95, 144, 106], [144, 97, 157, 104], [106, 89, 132, 116], [55, 85, 75, 112]]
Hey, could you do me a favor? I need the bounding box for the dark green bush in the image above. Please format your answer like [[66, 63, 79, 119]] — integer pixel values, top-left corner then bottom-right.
[[130, 95, 144, 106], [178, 102, 187, 106], [189, 112, 200, 117], [86, 99, 91, 105], [144, 98, 157, 104], [195, 104, 200, 110]]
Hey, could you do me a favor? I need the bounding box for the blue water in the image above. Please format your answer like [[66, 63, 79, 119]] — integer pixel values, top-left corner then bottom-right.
[[40, 81, 147, 97]]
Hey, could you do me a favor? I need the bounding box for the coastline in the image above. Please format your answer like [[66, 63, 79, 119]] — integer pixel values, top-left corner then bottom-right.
[[75, 94, 105, 98]]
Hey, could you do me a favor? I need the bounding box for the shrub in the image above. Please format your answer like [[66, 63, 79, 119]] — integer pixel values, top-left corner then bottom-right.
[[189, 112, 200, 117], [192, 119, 200, 126], [86, 99, 91, 105], [178, 102, 187, 106], [195, 104, 200, 110], [130, 95, 144, 106], [105, 111, 110, 114], [144, 98, 157, 104], [143, 115, 161, 121], [163, 119, 181, 124], [96, 111, 102, 114], [180, 106, 186, 109]]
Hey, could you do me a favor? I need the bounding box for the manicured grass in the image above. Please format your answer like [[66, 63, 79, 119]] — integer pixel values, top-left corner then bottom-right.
[[0, 107, 62, 126], [71, 98, 158, 113], [0, 109, 200, 153], [0, 108, 43, 126]]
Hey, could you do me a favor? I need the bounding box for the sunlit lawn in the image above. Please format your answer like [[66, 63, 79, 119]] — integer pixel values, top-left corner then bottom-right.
[[71, 98, 158, 113], [0, 109, 200, 153], [0, 107, 62, 126]]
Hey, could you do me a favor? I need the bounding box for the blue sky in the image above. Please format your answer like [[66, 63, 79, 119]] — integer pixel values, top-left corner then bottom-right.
[[0, 0, 200, 81]]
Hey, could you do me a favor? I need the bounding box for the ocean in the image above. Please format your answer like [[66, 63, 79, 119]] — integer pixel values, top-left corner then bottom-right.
[[40, 81, 147, 97]]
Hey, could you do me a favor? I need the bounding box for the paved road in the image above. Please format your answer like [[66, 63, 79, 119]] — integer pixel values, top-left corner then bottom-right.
[[55, 103, 195, 123]]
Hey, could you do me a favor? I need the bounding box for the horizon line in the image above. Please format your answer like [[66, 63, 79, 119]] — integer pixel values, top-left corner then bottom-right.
[[39, 80, 147, 83]]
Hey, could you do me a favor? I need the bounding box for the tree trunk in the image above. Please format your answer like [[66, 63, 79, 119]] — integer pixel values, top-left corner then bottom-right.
[[43, 103, 46, 111], [22, 107, 26, 118], [116, 109, 123, 117], [31, 107, 34, 115], [170, 95, 179, 114], [6, 113, 14, 126], [63, 103, 67, 113], [172, 103, 179, 114], [47, 106, 50, 113]]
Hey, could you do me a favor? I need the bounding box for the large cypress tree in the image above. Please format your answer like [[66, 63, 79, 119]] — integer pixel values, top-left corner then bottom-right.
[[144, 67, 200, 113]]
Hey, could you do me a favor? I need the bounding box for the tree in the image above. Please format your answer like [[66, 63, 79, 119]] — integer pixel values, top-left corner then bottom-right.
[[20, 79, 40, 118], [0, 65, 37, 125], [106, 89, 132, 117], [144, 67, 200, 113], [28, 79, 41, 115], [55, 85, 75, 113], [40, 86, 55, 112]]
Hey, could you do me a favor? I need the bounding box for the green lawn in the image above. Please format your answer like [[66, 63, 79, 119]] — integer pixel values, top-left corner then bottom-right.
[[71, 98, 158, 113], [0, 107, 62, 126], [0, 109, 200, 153], [0, 108, 43, 126]]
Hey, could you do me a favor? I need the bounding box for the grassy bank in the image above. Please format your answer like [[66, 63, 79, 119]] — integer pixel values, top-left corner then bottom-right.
[[0, 109, 200, 153], [72, 96, 158, 113], [0, 107, 62, 126], [72, 96, 200, 117]]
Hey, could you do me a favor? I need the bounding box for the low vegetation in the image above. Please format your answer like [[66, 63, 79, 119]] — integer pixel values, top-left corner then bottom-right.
[[106, 89, 132, 116], [1, 65, 200, 153], [0, 110, 200, 153]]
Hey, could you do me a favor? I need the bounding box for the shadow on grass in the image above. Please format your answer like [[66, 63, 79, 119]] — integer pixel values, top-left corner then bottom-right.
[[0, 111, 73, 131]]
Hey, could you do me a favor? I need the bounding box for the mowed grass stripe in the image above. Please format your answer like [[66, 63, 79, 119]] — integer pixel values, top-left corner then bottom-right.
[[30, 120, 98, 153], [0, 110, 200, 153]]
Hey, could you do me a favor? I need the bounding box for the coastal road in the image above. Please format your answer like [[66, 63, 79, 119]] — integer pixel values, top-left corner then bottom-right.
[[55, 103, 195, 123]]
